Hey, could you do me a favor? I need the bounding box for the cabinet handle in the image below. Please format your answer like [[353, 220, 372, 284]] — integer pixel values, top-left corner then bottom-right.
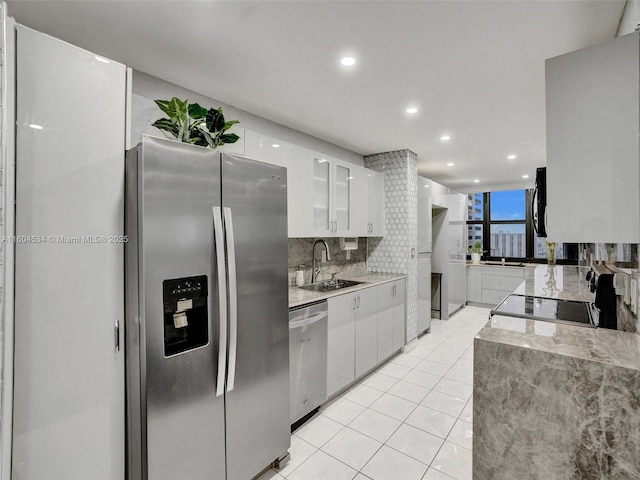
[[392, 285, 396, 295], [115, 319, 120, 352], [352, 297, 357, 310], [356, 295, 360, 309]]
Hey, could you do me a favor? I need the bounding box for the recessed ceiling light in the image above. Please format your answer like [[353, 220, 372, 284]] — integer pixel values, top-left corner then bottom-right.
[[94, 55, 110, 64], [446, 162, 454, 167], [28, 124, 43, 130], [441, 135, 451, 141], [406, 107, 418, 114], [272, 144, 280, 148], [522, 174, 529, 179], [507, 154, 517, 160], [341, 57, 356, 66], [474, 179, 480, 183]]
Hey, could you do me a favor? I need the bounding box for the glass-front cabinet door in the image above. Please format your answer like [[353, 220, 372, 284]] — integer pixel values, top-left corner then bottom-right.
[[334, 163, 351, 233], [312, 155, 352, 236], [313, 157, 331, 232]]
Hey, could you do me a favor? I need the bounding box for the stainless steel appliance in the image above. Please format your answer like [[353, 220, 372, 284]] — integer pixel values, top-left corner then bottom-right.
[[532, 167, 547, 237], [490, 294, 598, 328], [125, 135, 290, 480], [289, 301, 328, 426]]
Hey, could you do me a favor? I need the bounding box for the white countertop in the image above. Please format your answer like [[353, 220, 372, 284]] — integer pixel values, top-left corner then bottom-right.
[[289, 273, 405, 308]]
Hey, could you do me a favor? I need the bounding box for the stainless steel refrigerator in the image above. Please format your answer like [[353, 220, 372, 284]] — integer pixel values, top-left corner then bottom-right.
[[125, 135, 290, 480]]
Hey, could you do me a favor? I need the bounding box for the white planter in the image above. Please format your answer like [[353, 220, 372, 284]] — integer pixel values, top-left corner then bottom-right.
[[471, 252, 481, 264]]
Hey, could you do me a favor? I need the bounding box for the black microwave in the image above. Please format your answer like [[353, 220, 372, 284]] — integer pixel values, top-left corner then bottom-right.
[[532, 167, 547, 237]]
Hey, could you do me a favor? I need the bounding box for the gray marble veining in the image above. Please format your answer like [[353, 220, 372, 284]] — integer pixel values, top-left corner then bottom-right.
[[474, 316, 640, 479], [474, 337, 640, 480], [513, 264, 594, 302]]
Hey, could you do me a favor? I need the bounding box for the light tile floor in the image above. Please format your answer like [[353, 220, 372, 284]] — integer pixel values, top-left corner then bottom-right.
[[258, 305, 491, 480]]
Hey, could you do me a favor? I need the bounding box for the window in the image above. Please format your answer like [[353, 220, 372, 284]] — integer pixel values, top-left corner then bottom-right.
[[467, 189, 577, 263]]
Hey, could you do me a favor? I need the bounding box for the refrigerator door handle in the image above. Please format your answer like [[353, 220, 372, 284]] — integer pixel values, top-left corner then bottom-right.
[[223, 207, 238, 393], [213, 206, 228, 397]]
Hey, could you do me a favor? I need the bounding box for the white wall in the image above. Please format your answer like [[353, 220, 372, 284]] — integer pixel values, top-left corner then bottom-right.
[[130, 71, 364, 166]]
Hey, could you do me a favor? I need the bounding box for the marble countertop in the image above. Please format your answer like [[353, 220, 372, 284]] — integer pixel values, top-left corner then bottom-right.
[[513, 264, 594, 302], [477, 264, 640, 371], [289, 273, 405, 308], [467, 261, 538, 269], [477, 315, 640, 371]]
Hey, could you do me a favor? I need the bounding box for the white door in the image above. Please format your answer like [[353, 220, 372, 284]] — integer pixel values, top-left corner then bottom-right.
[[13, 26, 126, 480]]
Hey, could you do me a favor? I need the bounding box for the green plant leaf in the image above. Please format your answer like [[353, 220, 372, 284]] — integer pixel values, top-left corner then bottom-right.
[[205, 107, 226, 133], [223, 120, 240, 132], [151, 118, 179, 138], [195, 125, 216, 147], [220, 133, 240, 144], [188, 103, 208, 120], [154, 99, 172, 116], [152, 98, 240, 148]]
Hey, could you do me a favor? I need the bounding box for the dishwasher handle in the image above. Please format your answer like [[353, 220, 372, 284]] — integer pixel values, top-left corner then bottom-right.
[[289, 310, 328, 329]]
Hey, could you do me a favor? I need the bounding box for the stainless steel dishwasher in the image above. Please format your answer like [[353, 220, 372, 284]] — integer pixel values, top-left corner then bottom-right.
[[289, 300, 328, 426]]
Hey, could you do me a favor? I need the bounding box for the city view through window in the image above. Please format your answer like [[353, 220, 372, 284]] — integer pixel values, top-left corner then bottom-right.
[[467, 189, 569, 260]]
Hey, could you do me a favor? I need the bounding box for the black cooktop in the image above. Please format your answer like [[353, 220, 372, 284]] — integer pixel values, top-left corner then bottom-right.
[[490, 294, 597, 328]]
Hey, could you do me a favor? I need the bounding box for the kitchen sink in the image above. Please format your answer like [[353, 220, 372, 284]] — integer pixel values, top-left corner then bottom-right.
[[298, 279, 365, 292]]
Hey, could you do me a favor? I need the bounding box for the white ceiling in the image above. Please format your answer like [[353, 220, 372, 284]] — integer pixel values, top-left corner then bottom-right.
[[6, 0, 626, 192]]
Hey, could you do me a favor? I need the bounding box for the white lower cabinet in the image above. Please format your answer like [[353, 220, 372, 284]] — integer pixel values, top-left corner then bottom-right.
[[327, 293, 357, 398], [467, 266, 483, 303], [467, 266, 526, 307], [327, 279, 406, 397], [355, 287, 379, 377], [378, 279, 406, 359]]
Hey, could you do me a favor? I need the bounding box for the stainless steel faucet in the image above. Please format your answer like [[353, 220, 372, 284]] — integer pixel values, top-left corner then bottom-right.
[[311, 239, 332, 283]]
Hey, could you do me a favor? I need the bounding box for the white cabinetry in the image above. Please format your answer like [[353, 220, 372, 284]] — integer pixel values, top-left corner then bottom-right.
[[378, 279, 406, 355], [312, 154, 352, 236], [351, 166, 385, 237], [280, 143, 313, 237], [13, 26, 125, 480], [327, 293, 356, 397], [355, 287, 379, 377], [546, 32, 640, 242], [467, 266, 483, 303], [244, 129, 282, 166], [327, 279, 406, 397], [368, 171, 385, 236], [327, 288, 378, 397], [480, 267, 525, 306]]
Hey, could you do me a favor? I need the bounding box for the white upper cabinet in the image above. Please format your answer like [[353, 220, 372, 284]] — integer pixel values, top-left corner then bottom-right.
[[429, 180, 449, 208], [280, 142, 313, 237], [244, 129, 282, 165], [368, 170, 385, 236], [546, 32, 640, 242], [242, 132, 383, 238], [311, 153, 353, 237], [351, 166, 385, 237], [14, 26, 126, 480]]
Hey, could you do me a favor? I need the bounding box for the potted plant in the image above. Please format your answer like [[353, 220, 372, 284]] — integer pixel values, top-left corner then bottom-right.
[[468, 242, 485, 264], [545, 240, 557, 265], [151, 97, 240, 148]]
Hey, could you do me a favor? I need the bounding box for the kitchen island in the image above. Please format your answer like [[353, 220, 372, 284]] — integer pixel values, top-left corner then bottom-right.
[[473, 265, 640, 480]]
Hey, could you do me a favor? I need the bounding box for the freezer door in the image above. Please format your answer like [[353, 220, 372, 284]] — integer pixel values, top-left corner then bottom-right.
[[221, 154, 290, 480], [131, 136, 226, 479]]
